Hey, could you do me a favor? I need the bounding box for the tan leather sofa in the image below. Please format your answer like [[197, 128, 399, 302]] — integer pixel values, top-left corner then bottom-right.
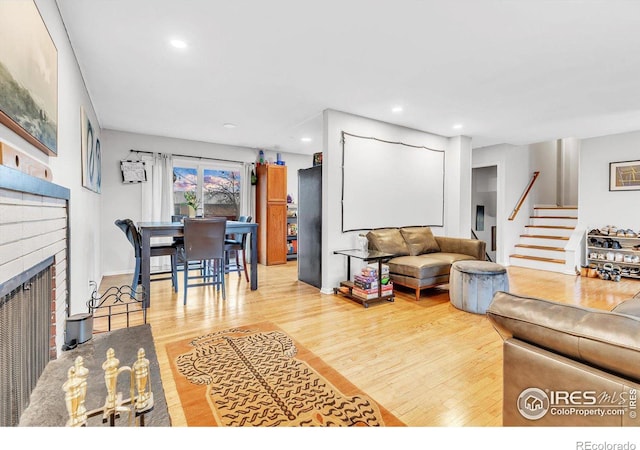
[[366, 227, 486, 300], [487, 291, 640, 426]]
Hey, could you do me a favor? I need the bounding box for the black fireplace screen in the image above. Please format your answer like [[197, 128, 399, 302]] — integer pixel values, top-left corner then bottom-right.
[[0, 261, 52, 427]]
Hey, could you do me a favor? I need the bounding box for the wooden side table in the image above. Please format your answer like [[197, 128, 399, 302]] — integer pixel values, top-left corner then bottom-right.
[[333, 249, 395, 308]]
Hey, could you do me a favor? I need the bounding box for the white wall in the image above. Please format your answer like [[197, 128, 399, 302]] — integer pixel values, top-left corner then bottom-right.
[[529, 140, 558, 206], [528, 138, 580, 208], [445, 135, 473, 237], [473, 143, 532, 265], [560, 137, 580, 207], [100, 129, 311, 277], [321, 109, 466, 293], [579, 130, 640, 231], [472, 166, 497, 262], [0, 1, 102, 326]]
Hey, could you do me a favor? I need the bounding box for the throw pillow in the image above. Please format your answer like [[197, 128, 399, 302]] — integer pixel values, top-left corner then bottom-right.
[[400, 227, 440, 256], [366, 228, 410, 256]]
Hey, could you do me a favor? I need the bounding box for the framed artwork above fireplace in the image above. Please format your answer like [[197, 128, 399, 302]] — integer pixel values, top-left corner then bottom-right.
[[0, 0, 58, 156]]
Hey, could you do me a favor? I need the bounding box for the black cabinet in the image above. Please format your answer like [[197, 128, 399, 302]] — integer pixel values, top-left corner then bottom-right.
[[298, 166, 322, 288]]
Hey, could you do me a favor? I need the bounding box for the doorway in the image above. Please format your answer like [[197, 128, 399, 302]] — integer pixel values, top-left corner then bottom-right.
[[472, 166, 497, 262]]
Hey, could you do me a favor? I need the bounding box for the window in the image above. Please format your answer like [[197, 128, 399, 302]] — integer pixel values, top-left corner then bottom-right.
[[173, 160, 242, 219]]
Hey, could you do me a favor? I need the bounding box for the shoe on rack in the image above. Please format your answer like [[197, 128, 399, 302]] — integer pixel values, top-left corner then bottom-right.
[[612, 273, 622, 282], [626, 229, 638, 238]]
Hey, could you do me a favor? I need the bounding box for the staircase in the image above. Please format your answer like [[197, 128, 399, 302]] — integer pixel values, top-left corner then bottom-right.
[[509, 206, 578, 273]]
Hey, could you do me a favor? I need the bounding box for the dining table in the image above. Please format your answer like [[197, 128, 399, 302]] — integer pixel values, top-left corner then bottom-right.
[[137, 220, 259, 308]]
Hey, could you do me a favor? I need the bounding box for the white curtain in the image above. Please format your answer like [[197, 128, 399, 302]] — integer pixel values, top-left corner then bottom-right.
[[141, 153, 174, 270], [240, 162, 255, 263], [241, 163, 255, 218]]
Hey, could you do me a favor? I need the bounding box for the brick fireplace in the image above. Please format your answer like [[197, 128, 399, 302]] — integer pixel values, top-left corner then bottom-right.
[[0, 165, 70, 426]]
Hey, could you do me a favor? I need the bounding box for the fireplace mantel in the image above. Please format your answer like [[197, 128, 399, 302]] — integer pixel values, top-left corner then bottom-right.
[[0, 164, 69, 200], [0, 164, 70, 303]]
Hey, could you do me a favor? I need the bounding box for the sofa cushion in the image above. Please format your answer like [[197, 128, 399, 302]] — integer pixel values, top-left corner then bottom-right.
[[420, 252, 476, 266], [435, 236, 486, 260], [366, 228, 410, 256], [399, 226, 440, 256], [387, 253, 475, 279]]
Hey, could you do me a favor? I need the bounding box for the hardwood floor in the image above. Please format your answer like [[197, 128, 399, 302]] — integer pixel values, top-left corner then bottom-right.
[[98, 263, 640, 427]]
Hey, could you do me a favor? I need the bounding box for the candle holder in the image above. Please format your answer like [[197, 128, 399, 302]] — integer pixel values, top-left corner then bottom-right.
[[62, 346, 154, 426]]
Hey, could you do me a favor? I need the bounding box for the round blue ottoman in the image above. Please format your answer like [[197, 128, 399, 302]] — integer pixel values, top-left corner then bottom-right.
[[449, 260, 509, 314]]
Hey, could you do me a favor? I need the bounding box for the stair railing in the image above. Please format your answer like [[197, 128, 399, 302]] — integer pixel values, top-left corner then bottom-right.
[[508, 171, 540, 221]]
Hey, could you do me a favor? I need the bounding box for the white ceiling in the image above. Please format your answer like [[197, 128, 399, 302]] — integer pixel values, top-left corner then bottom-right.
[[56, 0, 640, 155]]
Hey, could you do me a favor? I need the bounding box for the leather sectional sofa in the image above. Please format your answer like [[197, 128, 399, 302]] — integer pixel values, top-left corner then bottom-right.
[[366, 226, 486, 300], [487, 291, 640, 426]]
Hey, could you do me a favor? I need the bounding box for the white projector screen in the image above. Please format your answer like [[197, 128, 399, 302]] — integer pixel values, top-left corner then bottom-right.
[[342, 132, 444, 232]]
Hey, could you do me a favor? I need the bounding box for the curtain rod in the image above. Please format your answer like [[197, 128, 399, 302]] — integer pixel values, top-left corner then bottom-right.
[[129, 149, 249, 165]]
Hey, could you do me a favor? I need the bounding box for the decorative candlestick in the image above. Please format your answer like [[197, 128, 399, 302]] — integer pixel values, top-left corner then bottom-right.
[[74, 356, 89, 425], [102, 348, 119, 412], [131, 348, 154, 413], [63, 366, 83, 426], [62, 345, 154, 426]]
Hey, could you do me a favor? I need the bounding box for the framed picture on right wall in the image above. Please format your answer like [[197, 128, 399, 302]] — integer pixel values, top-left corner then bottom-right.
[[609, 160, 640, 191]]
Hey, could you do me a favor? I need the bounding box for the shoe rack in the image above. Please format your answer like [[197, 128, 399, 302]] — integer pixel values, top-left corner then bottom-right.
[[586, 226, 640, 279]]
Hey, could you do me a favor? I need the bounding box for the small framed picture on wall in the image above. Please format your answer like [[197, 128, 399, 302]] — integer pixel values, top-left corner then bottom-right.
[[121, 160, 147, 183], [609, 160, 640, 191]]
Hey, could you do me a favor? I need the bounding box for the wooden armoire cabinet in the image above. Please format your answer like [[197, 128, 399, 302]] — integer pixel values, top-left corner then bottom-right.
[[256, 164, 287, 265]]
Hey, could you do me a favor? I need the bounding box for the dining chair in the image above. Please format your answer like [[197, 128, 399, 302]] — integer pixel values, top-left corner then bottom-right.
[[171, 214, 187, 249], [172, 213, 208, 278], [114, 219, 178, 293], [225, 215, 252, 282], [182, 217, 227, 304]]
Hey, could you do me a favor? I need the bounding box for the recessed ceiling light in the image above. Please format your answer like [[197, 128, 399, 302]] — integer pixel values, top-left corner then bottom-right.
[[392, 106, 403, 113], [223, 123, 237, 129], [452, 124, 463, 130], [301, 137, 312, 143], [170, 39, 188, 49]]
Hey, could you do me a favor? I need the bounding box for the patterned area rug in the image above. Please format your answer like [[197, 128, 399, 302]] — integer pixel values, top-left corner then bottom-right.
[[166, 322, 405, 426]]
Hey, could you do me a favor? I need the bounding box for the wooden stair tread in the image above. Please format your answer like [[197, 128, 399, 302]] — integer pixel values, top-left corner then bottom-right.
[[530, 216, 577, 220], [510, 254, 565, 264], [520, 234, 569, 240], [515, 244, 566, 252], [525, 225, 575, 229]]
